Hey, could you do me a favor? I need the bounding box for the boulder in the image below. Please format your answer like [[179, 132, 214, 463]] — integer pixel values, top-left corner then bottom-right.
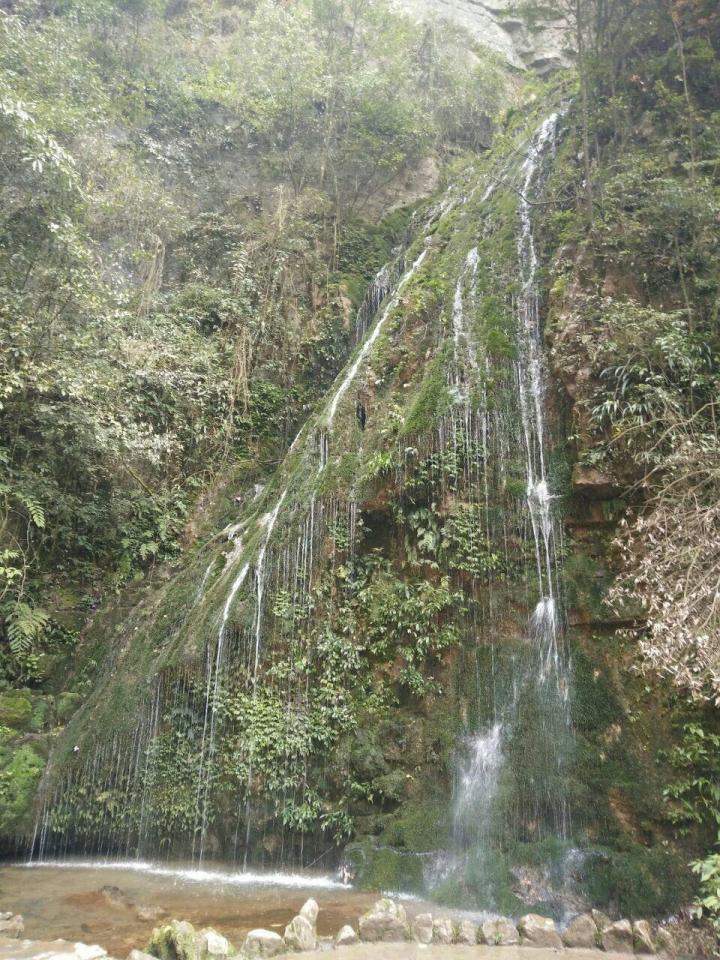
[[128, 952, 156, 960], [633, 920, 656, 955], [199, 929, 233, 959], [655, 927, 677, 957], [518, 914, 562, 949], [0, 915, 23, 938], [358, 899, 409, 942], [562, 914, 598, 949], [602, 919, 634, 953], [299, 899, 319, 929], [284, 915, 317, 952], [481, 919, 520, 946], [432, 918, 453, 944], [591, 910, 612, 933], [456, 920, 478, 945], [0, 692, 32, 730], [146, 920, 199, 960], [241, 930, 285, 959], [335, 926, 359, 947], [411, 914, 433, 945]]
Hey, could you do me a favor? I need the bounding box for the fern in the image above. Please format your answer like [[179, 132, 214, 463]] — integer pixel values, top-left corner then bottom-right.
[[19, 493, 45, 528], [6, 602, 50, 656]]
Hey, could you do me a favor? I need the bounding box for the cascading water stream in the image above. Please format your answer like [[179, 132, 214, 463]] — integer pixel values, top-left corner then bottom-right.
[[445, 112, 573, 903], [326, 249, 428, 431]]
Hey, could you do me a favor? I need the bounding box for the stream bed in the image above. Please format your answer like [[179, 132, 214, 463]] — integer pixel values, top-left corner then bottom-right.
[[0, 859, 402, 956]]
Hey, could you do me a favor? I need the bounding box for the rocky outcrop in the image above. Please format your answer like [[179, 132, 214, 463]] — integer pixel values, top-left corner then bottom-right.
[[391, 0, 572, 73], [358, 899, 410, 942], [563, 914, 599, 949], [602, 919, 635, 953], [481, 919, 520, 946], [518, 914, 563, 949], [571, 464, 619, 500]]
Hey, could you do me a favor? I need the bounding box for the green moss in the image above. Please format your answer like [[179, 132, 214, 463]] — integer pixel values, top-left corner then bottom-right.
[[344, 841, 426, 894], [0, 744, 45, 834], [402, 352, 451, 436], [0, 693, 32, 731], [56, 692, 83, 725]]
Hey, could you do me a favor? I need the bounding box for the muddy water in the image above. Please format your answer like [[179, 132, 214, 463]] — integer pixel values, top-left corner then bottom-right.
[[0, 860, 432, 957]]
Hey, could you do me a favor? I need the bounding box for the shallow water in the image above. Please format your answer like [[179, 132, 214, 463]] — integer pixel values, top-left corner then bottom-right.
[[0, 859, 389, 956]]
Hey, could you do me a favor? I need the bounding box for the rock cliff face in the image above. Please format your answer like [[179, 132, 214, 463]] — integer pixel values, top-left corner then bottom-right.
[[392, 0, 573, 73]]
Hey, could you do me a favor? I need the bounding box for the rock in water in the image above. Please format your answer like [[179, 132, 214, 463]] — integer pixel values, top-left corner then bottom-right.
[[480, 919, 520, 946], [335, 926, 359, 946], [358, 899, 410, 942], [518, 914, 563, 949], [299, 899, 319, 930], [284, 915, 317, 952], [100, 885, 134, 909], [146, 919, 199, 960], [602, 919, 635, 953], [432, 918, 453, 944], [128, 951, 156, 960], [199, 928, 233, 959], [633, 920, 656, 955], [0, 914, 23, 938], [562, 914, 598, 949], [241, 929, 286, 959], [411, 914, 433, 945], [456, 920, 478, 945]]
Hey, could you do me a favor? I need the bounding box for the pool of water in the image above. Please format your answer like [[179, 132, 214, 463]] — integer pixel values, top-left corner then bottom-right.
[[0, 859, 396, 956]]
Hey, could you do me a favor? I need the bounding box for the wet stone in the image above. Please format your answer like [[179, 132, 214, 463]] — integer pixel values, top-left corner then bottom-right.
[[456, 920, 478, 945], [480, 919, 520, 946], [284, 915, 317, 952], [602, 919, 635, 953], [518, 914, 562, 949], [335, 926, 359, 947], [241, 929, 286, 959], [655, 927, 678, 957], [633, 920, 656, 955], [432, 918, 453, 944], [199, 928, 232, 958], [411, 914, 433, 945], [562, 914, 598, 949], [358, 899, 409, 943]]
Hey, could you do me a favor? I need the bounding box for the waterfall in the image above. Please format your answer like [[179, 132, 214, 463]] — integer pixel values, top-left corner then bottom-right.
[[444, 112, 573, 906], [326, 249, 428, 431]]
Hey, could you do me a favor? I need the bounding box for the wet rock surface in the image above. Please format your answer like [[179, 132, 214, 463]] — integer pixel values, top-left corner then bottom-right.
[[358, 900, 410, 943], [517, 915, 563, 949], [562, 915, 598, 950]]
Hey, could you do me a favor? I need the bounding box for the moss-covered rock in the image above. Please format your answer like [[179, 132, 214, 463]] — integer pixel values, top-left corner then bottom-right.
[[0, 693, 32, 731], [0, 744, 45, 834]]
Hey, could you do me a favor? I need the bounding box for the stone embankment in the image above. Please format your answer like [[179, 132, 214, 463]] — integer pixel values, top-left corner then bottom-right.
[[0, 897, 682, 960]]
